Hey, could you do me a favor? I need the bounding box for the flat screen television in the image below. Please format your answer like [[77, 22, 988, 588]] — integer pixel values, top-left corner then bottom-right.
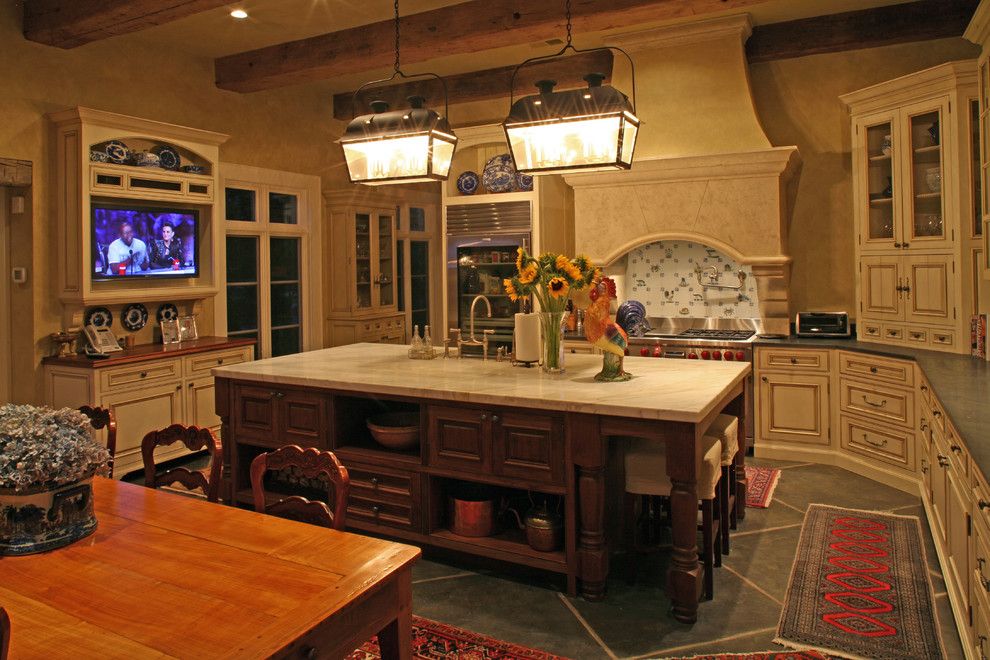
[[92, 204, 199, 280]]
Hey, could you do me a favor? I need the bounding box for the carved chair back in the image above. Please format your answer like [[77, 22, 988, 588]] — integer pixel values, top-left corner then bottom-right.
[[141, 424, 222, 502], [78, 405, 116, 477], [249, 446, 350, 530], [0, 606, 9, 660]]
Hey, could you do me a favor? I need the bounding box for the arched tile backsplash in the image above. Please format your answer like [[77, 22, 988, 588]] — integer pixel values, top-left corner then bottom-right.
[[624, 241, 760, 318]]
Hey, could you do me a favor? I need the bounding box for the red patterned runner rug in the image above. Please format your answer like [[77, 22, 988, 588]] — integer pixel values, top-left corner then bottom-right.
[[745, 466, 781, 508], [348, 615, 568, 659], [775, 504, 945, 659]]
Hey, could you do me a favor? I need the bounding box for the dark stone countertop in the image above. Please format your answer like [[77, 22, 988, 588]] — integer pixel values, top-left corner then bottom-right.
[[753, 336, 990, 481]]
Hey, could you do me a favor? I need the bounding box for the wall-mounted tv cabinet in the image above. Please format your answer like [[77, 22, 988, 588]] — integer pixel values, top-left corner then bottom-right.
[[49, 107, 229, 318]]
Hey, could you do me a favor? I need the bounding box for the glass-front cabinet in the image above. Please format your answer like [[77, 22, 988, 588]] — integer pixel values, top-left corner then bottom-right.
[[349, 209, 395, 313]]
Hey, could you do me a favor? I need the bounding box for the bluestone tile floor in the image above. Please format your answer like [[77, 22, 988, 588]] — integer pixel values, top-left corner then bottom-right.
[[129, 457, 964, 658]]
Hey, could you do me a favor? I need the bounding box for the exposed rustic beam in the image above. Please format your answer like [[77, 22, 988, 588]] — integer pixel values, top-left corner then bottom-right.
[[746, 0, 979, 64], [216, 0, 771, 93], [332, 50, 613, 120], [23, 0, 230, 49]]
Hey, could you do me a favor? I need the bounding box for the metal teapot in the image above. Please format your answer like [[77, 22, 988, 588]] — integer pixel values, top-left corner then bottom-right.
[[508, 497, 562, 552]]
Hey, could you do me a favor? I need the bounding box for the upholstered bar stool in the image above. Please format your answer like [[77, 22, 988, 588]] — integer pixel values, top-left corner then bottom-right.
[[706, 414, 739, 555], [624, 435, 723, 600]]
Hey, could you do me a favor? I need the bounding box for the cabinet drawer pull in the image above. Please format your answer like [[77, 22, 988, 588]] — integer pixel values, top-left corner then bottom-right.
[[978, 635, 987, 660], [218, 358, 224, 365], [862, 396, 887, 408], [950, 444, 962, 454], [869, 366, 878, 374], [910, 332, 923, 339], [140, 371, 148, 378], [937, 454, 950, 467], [270, 391, 285, 399], [370, 477, 380, 487], [862, 434, 887, 448], [371, 505, 381, 515], [789, 357, 798, 365], [921, 384, 928, 392], [920, 458, 928, 474], [979, 558, 990, 593], [979, 499, 990, 511], [933, 410, 942, 418], [920, 418, 928, 432]]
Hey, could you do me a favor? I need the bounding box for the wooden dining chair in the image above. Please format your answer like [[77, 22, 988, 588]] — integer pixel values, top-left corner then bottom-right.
[[250, 445, 350, 530], [141, 424, 222, 502], [78, 405, 117, 478], [1, 606, 10, 660]]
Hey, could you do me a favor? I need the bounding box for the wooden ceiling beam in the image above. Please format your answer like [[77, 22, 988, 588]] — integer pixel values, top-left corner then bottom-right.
[[332, 50, 613, 121], [23, 0, 231, 49], [746, 0, 979, 64], [215, 0, 772, 93]]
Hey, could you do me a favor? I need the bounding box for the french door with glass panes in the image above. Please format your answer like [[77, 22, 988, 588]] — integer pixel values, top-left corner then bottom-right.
[[224, 181, 310, 359], [395, 203, 440, 333]]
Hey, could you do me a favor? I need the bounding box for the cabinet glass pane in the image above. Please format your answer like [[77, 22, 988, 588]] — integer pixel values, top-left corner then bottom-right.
[[226, 236, 259, 339], [269, 192, 298, 225], [226, 236, 258, 283], [908, 109, 944, 241], [270, 236, 301, 357], [410, 207, 426, 232], [227, 286, 259, 332], [225, 188, 257, 222], [355, 213, 372, 308], [378, 214, 394, 307], [271, 327, 300, 357], [973, 99, 983, 237], [865, 121, 894, 241], [410, 240, 430, 329], [397, 239, 405, 311], [270, 237, 299, 281]]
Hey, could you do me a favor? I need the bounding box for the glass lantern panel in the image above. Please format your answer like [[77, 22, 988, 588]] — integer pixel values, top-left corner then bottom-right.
[[507, 115, 622, 172], [431, 135, 455, 178], [620, 116, 639, 166], [343, 134, 431, 182]]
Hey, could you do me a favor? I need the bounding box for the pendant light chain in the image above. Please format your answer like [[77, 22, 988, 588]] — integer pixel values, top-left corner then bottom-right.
[[564, 0, 572, 47], [393, 0, 401, 73]]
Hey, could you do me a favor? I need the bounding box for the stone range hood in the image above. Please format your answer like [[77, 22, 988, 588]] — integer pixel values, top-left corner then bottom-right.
[[564, 15, 801, 335]]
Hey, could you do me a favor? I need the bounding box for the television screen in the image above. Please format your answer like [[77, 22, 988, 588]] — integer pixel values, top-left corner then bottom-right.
[[92, 205, 199, 280]]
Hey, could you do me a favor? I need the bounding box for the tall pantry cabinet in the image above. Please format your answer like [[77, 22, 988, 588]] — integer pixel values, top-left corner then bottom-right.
[[842, 62, 981, 354]]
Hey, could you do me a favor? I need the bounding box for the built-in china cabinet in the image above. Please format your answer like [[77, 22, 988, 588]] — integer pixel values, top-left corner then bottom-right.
[[842, 62, 980, 354]]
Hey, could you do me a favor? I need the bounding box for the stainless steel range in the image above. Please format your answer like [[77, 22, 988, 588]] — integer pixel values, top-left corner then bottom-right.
[[626, 318, 763, 444]]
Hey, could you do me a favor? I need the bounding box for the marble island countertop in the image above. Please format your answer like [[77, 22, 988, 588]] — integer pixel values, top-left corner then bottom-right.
[[213, 343, 750, 423]]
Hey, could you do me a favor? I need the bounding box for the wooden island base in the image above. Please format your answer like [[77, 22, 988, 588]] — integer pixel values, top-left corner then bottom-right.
[[214, 344, 749, 622]]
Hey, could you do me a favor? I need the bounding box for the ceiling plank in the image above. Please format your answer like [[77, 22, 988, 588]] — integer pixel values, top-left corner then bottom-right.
[[215, 0, 772, 93], [23, 0, 231, 49], [746, 0, 979, 64], [332, 50, 613, 121]]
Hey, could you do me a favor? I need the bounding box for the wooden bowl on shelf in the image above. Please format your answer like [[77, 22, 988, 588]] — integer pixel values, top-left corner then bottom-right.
[[366, 412, 420, 450]]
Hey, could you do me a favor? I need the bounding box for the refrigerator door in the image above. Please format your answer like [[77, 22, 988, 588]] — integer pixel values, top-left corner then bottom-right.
[[447, 234, 529, 357]]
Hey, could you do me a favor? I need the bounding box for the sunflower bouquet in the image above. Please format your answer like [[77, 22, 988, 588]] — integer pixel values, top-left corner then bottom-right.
[[504, 248, 598, 373]]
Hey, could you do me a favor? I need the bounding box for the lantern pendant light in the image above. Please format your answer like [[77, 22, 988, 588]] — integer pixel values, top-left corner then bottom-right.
[[502, 0, 640, 175], [338, 0, 457, 185]]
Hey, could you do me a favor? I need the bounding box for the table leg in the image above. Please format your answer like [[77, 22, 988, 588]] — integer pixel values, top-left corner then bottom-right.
[[665, 423, 703, 623], [377, 569, 413, 660]]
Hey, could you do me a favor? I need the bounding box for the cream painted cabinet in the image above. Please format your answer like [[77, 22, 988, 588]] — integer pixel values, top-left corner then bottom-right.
[[843, 62, 977, 354], [757, 372, 830, 446], [102, 382, 185, 474]]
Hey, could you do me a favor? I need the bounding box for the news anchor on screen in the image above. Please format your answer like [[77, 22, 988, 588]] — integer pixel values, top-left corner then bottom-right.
[[150, 221, 184, 269], [106, 222, 150, 275]]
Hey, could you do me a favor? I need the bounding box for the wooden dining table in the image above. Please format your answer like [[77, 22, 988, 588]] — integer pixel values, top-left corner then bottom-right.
[[0, 478, 421, 659]]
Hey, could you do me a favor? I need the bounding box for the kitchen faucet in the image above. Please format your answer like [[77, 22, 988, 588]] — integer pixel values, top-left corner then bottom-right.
[[458, 295, 494, 360]]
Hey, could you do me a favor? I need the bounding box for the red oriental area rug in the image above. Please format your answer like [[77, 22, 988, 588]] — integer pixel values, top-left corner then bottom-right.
[[348, 616, 568, 659], [745, 466, 781, 508], [775, 504, 945, 659]]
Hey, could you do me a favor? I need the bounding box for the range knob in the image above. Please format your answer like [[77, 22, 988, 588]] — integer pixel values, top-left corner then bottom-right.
[[735, 351, 745, 361], [640, 347, 650, 357], [652, 346, 663, 358], [700, 350, 711, 360], [711, 350, 722, 360], [687, 352, 698, 359], [723, 350, 734, 361]]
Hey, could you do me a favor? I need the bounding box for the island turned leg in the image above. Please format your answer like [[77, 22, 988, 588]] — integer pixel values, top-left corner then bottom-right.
[[665, 422, 703, 623], [727, 389, 748, 521], [569, 413, 608, 601], [214, 377, 233, 504]]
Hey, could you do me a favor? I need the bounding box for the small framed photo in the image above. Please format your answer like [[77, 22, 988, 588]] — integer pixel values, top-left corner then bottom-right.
[[161, 319, 181, 344], [178, 316, 198, 342]]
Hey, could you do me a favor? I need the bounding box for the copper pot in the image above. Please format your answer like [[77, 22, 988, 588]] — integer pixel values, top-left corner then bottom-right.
[[449, 490, 496, 537]]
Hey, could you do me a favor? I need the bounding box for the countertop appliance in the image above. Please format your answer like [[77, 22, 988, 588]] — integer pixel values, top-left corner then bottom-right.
[[626, 317, 760, 445], [795, 311, 850, 337]]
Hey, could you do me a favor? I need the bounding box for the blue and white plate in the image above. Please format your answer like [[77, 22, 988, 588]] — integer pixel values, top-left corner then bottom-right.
[[132, 151, 160, 168], [89, 150, 110, 163], [84, 306, 113, 329], [152, 144, 181, 171], [121, 303, 148, 332], [156, 303, 179, 323], [456, 171, 479, 195], [482, 154, 516, 193], [181, 165, 206, 174], [515, 171, 534, 192], [103, 140, 130, 165]]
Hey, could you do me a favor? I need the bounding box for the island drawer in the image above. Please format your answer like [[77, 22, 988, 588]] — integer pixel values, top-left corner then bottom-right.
[[184, 347, 252, 377], [346, 465, 421, 532], [839, 415, 913, 472], [839, 377, 915, 428], [838, 351, 914, 387], [231, 384, 330, 449], [757, 348, 829, 373], [100, 358, 181, 391]]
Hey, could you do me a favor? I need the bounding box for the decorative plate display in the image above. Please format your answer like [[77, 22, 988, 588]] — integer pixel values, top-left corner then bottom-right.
[[103, 140, 130, 165], [482, 154, 516, 193], [515, 171, 534, 192], [180, 165, 206, 174], [89, 150, 110, 163], [156, 303, 179, 324], [84, 306, 113, 329], [132, 151, 161, 168], [121, 303, 149, 332], [456, 171, 479, 195], [152, 144, 181, 171]]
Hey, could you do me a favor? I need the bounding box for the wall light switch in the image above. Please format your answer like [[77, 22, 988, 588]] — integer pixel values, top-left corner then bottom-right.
[[11, 267, 27, 284], [10, 196, 25, 215]]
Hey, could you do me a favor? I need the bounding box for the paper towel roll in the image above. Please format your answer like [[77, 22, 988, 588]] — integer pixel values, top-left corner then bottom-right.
[[514, 313, 540, 363]]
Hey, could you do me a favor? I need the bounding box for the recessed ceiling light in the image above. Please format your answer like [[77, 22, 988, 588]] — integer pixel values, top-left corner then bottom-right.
[[230, 9, 248, 19]]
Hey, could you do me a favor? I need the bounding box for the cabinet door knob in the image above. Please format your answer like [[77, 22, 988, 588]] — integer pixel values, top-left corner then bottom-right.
[[933, 410, 941, 418], [491, 414, 500, 423], [761, 376, 768, 383], [894, 242, 902, 248], [275, 391, 285, 399], [789, 357, 797, 364], [370, 477, 380, 487], [480, 413, 488, 421], [921, 384, 928, 392], [371, 505, 381, 515], [869, 366, 878, 374], [979, 499, 990, 510], [901, 242, 909, 249], [140, 371, 148, 378], [188, 382, 194, 388], [937, 454, 950, 467], [950, 444, 962, 454], [175, 384, 182, 391]]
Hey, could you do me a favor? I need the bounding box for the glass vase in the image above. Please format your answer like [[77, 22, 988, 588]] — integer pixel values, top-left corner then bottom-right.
[[540, 311, 569, 375]]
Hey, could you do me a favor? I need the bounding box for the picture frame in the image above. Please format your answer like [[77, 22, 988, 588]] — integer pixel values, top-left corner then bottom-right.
[[178, 315, 198, 342], [161, 319, 181, 344]]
